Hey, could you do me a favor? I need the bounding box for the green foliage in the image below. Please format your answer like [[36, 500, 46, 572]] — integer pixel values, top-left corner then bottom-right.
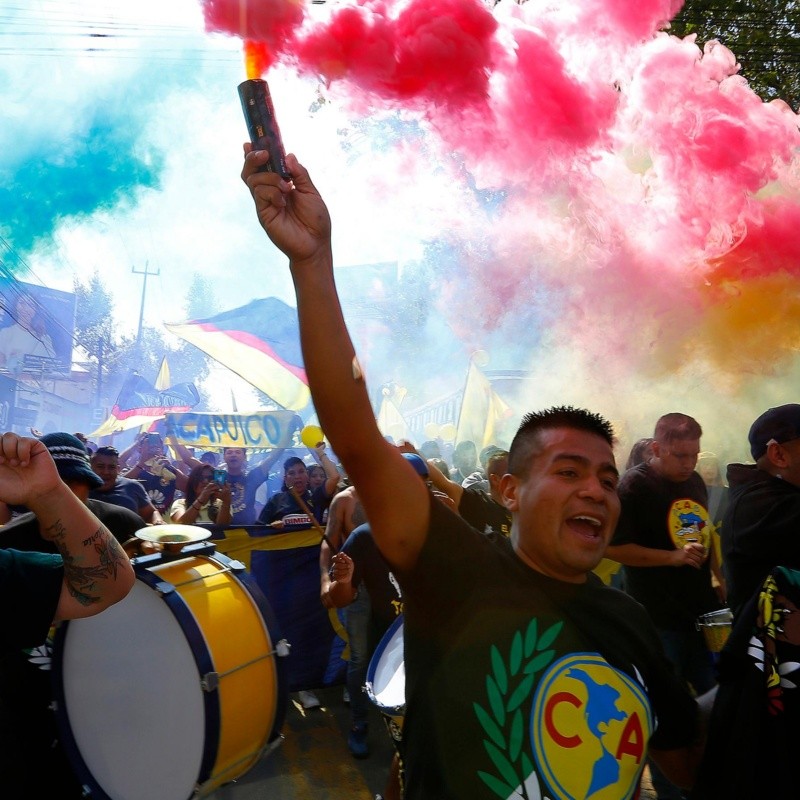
[[74, 270, 214, 409], [473, 618, 563, 798], [74, 270, 115, 359], [670, 0, 800, 109]]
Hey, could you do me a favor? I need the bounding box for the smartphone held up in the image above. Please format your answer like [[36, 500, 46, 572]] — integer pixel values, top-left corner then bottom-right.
[[238, 78, 291, 180], [213, 468, 227, 487]]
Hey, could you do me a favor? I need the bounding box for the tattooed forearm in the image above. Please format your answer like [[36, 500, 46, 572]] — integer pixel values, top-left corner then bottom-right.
[[82, 529, 103, 547], [55, 527, 130, 607]]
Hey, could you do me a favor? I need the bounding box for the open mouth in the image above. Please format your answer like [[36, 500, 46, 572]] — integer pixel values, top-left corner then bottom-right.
[[566, 514, 604, 540]]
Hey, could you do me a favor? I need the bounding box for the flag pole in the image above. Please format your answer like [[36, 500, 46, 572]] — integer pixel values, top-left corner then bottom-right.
[[288, 486, 336, 551]]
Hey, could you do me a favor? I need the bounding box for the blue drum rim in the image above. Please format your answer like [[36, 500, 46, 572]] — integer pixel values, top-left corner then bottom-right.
[[52, 555, 220, 799], [52, 548, 288, 797], [365, 613, 405, 717]]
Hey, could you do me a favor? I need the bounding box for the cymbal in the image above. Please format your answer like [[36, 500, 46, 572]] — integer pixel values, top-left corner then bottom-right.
[[134, 524, 211, 552]]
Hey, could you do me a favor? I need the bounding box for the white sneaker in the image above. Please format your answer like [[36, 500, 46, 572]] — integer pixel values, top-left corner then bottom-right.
[[297, 690, 321, 709]]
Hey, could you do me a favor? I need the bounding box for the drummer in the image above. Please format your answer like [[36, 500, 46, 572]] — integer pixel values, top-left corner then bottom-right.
[[241, 150, 713, 799], [324, 454, 427, 763], [0, 432, 135, 796], [328, 520, 404, 796]]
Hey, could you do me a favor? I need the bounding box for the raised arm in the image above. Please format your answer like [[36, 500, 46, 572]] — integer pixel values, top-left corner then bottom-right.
[[0, 433, 135, 621], [167, 435, 202, 471], [425, 455, 465, 508], [241, 150, 430, 571], [311, 443, 341, 497], [118, 434, 144, 470], [320, 491, 348, 607]]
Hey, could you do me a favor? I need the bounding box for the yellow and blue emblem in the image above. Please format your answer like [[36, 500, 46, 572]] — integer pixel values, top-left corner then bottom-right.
[[531, 653, 653, 800]]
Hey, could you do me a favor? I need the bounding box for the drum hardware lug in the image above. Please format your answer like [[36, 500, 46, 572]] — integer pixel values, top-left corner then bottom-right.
[[227, 558, 246, 571], [154, 579, 176, 595], [201, 672, 220, 692], [276, 638, 291, 657], [258, 733, 284, 761]]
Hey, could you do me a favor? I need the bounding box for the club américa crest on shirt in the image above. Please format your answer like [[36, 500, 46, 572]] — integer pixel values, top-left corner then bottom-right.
[[473, 618, 653, 800]]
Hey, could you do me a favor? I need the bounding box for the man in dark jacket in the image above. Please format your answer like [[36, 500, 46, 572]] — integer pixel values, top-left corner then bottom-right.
[[722, 403, 800, 618], [692, 404, 800, 799]]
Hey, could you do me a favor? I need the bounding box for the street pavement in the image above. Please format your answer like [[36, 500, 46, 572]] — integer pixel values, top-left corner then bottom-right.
[[207, 685, 658, 800], [209, 685, 395, 800]]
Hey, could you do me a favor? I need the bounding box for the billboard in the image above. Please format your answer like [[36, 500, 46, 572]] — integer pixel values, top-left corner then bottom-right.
[[0, 279, 75, 373]]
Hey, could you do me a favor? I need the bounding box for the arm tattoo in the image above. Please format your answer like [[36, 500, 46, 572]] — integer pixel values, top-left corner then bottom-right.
[[49, 522, 128, 607]]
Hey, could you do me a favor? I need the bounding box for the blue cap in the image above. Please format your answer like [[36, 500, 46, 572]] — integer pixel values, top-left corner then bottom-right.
[[402, 452, 429, 478]]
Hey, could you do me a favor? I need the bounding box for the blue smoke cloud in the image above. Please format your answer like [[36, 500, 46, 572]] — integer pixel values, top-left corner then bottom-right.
[[0, 114, 163, 259]]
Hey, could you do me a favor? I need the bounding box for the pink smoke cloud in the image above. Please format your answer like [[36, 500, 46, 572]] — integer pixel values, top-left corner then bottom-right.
[[203, 0, 800, 388]]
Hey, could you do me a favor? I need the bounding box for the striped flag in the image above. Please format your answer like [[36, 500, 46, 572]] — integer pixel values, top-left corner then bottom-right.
[[165, 298, 309, 411]]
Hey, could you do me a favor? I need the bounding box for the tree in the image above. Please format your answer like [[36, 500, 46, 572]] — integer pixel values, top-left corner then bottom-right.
[[73, 271, 117, 404], [670, 0, 800, 110]]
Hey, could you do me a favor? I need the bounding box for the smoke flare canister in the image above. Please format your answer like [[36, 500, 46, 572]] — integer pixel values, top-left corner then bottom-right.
[[238, 79, 290, 179]]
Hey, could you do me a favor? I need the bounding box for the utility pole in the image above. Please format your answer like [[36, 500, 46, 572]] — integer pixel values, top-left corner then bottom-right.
[[132, 262, 160, 345]]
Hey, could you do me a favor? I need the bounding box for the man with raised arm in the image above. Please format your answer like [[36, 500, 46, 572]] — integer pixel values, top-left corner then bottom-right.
[[241, 149, 707, 799], [0, 432, 135, 630]]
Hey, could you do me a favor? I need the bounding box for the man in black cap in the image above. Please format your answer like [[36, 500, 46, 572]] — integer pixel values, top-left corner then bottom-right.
[[690, 406, 800, 798], [721, 403, 800, 618], [1, 433, 146, 555]]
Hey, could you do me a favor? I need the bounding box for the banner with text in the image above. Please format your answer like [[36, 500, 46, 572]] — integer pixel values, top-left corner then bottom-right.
[[165, 410, 300, 449]]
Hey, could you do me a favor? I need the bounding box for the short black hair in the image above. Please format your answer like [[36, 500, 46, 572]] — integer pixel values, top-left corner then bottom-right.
[[283, 456, 305, 472], [93, 446, 119, 458], [625, 438, 654, 470], [508, 406, 615, 479]]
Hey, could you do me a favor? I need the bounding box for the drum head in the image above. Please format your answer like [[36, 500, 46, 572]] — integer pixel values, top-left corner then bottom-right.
[[367, 615, 405, 713], [55, 580, 207, 800]]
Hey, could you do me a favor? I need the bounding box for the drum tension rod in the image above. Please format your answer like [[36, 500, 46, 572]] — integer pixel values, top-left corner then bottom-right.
[[200, 640, 291, 692]]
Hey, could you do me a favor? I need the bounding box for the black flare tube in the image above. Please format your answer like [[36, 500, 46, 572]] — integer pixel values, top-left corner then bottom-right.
[[238, 78, 291, 179]]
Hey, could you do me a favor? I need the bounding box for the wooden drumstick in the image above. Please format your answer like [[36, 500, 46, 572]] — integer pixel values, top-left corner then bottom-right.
[[288, 486, 337, 552]]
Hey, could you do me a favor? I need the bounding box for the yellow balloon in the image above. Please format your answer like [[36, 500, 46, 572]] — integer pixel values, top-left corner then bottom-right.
[[301, 424, 324, 448], [439, 423, 457, 442], [424, 422, 440, 440]]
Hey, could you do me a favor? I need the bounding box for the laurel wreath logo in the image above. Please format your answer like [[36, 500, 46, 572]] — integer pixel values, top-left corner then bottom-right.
[[473, 618, 563, 799]]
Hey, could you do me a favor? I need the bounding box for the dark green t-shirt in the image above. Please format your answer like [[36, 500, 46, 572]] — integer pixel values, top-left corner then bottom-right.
[[396, 497, 697, 800], [0, 549, 61, 653], [611, 463, 719, 629]]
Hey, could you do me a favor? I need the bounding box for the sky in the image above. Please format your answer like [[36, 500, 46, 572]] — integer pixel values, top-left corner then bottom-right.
[[1, 0, 799, 460]]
